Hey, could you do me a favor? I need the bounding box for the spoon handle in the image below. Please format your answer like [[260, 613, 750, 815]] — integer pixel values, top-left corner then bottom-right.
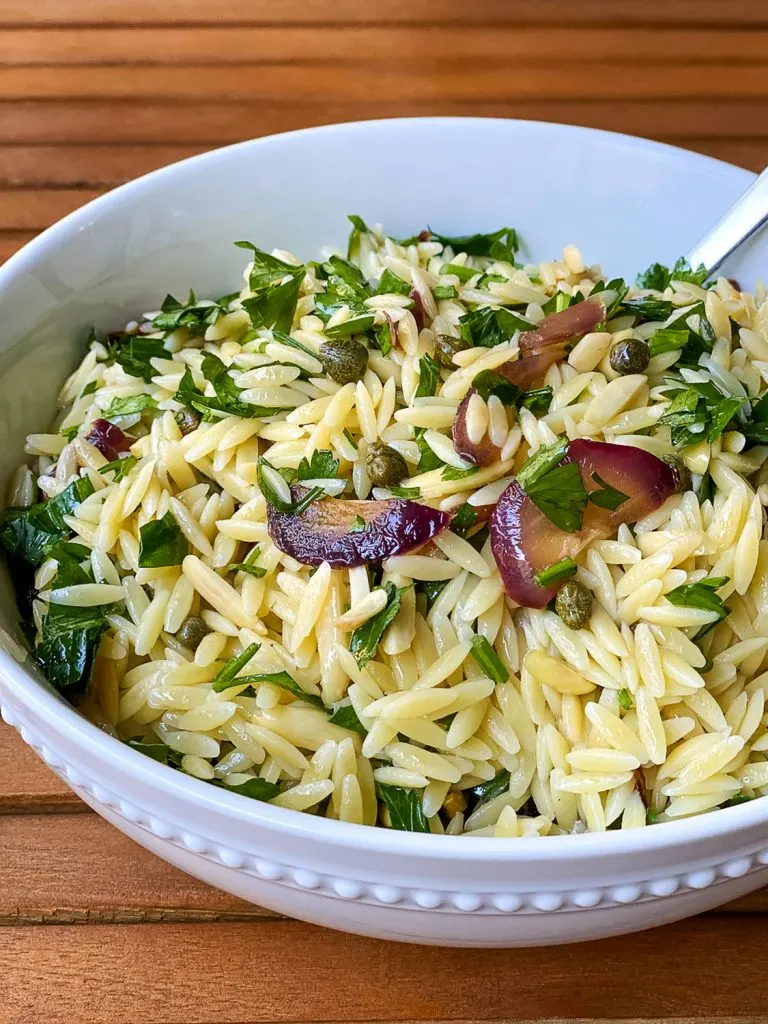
[[685, 165, 768, 275]]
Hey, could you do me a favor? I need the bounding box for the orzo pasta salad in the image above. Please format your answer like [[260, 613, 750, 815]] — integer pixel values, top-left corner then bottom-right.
[[4, 216, 768, 836]]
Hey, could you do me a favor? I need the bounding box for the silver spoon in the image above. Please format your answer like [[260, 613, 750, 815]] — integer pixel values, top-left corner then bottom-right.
[[685, 166, 768, 276]]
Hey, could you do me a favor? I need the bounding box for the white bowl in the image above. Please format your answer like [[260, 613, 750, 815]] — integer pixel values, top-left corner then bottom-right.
[[0, 118, 766, 948]]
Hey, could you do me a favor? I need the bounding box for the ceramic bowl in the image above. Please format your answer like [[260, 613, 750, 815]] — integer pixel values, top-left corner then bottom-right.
[[0, 118, 766, 947]]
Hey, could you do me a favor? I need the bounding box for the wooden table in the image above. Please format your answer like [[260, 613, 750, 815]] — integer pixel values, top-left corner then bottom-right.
[[2, 2, 768, 1020]]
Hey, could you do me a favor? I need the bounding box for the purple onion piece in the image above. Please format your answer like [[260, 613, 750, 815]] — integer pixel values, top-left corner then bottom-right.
[[86, 418, 132, 461]]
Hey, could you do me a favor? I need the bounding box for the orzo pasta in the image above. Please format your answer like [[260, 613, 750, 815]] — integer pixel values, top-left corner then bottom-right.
[[4, 216, 768, 836]]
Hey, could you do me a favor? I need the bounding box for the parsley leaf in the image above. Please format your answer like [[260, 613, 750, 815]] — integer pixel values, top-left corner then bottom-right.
[[525, 462, 588, 533], [471, 368, 520, 405], [328, 700, 367, 734], [296, 449, 340, 481], [221, 777, 280, 801], [349, 581, 403, 667], [432, 226, 519, 263], [470, 770, 510, 807], [389, 485, 421, 499], [415, 353, 442, 398], [177, 353, 291, 420], [236, 242, 305, 333], [617, 688, 634, 711], [138, 511, 188, 568], [211, 642, 261, 691], [666, 575, 730, 638], [459, 306, 534, 348], [377, 784, 430, 832], [151, 292, 228, 337], [377, 268, 411, 296], [0, 477, 94, 566], [660, 384, 744, 448], [102, 394, 157, 419], [620, 297, 674, 322], [519, 387, 553, 414], [227, 544, 266, 578], [234, 670, 325, 710], [433, 284, 457, 299], [636, 257, 709, 292], [415, 430, 444, 473], [314, 255, 374, 336], [515, 439, 569, 491], [441, 465, 477, 482], [588, 472, 629, 511], [648, 328, 689, 357], [450, 503, 478, 536], [257, 459, 324, 516], [110, 335, 168, 383], [100, 455, 137, 482]]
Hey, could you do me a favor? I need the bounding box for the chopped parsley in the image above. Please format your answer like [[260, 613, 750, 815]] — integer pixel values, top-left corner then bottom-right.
[[349, 581, 403, 667], [458, 306, 534, 348], [587, 472, 629, 511], [469, 635, 509, 684], [534, 557, 577, 588]]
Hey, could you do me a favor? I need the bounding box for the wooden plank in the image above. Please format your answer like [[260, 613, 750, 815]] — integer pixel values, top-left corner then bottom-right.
[[0, 0, 767, 27], [0, 229, 35, 262], [0, 723, 81, 813], [1, 811, 768, 925], [2, 64, 768, 103], [1, 100, 767, 147], [2, 916, 768, 1022], [0, 813, 276, 923], [0, 188, 102, 229], [1, 26, 767, 66], [0, 145, 205, 186]]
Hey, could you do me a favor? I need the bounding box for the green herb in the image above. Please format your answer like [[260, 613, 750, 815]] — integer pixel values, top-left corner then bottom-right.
[[469, 634, 509, 684], [227, 545, 266, 578], [80, 380, 98, 397], [236, 670, 325, 709], [722, 792, 753, 808], [415, 430, 443, 473], [257, 459, 324, 516], [617, 688, 634, 711], [519, 387, 553, 414], [590, 277, 629, 320], [636, 257, 709, 292], [588, 472, 629, 511], [347, 213, 369, 261], [442, 464, 479, 483], [660, 384, 745, 448], [211, 642, 261, 691], [350, 515, 366, 532], [102, 394, 158, 419], [377, 784, 430, 832], [525, 462, 588, 533], [221, 777, 280, 801], [433, 284, 457, 299], [296, 449, 340, 481], [60, 425, 79, 442], [450, 503, 478, 536], [342, 427, 358, 451], [534, 557, 577, 587], [268, 328, 321, 363], [620, 297, 674, 322], [138, 511, 188, 568], [349, 581, 403, 667], [418, 579, 448, 610], [373, 320, 394, 355], [324, 312, 376, 339], [236, 242, 305, 333], [646, 807, 660, 825], [458, 306, 534, 348], [648, 328, 689, 357], [100, 455, 137, 482], [541, 290, 576, 314], [389, 485, 421, 499], [665, 575, 730, 629], [432, 226, 519, 263], [0, 477, 94, 566], [127, 738, 182, 766], [328, 700, 367, 735], [471, 769, 510, 807], [177, 353, 289, 420], [34, 548, 119, 701], [110, 335, 168, 383], [471, 368, 520, 405], [151, 291, 229, 337], [377, 268, 411, 296], [515, 439, 569, 491], [440, 262, 478, 283], [441, 465, 477, 482], [314, 254, 373, 333], [415, 353, 442, 398], [741, 390, 768, 444]]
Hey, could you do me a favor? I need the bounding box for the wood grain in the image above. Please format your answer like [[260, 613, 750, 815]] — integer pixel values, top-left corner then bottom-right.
[[1, 26, 766, 65], [0, 724, 81, 813], [3, 917, 768, 1023]]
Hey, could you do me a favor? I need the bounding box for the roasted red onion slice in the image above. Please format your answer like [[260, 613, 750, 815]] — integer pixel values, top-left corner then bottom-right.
[[518, 297, 604, 357], [86, 419, 132, 461], [267, 487, 451, 567], [490, 440, 677, 608]]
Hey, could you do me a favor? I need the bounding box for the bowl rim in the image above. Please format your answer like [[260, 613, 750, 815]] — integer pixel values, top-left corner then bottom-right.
[[0, 115, 762, 860]]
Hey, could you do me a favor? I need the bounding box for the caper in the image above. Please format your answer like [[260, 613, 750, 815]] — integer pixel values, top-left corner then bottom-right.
[[609, 338, 650, 375], [661, 453, 692, 493], [176, 615, 212, 651], [434, 333, 470, 368], [175, 409, 201, 436], [320, 338, 368, 385], [365, 441, 408, 488], [555, 580, 593, 630]]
